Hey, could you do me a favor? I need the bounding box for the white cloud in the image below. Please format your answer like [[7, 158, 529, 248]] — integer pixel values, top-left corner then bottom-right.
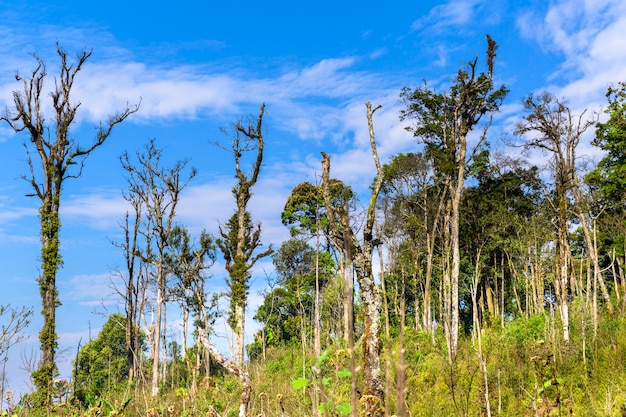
[[176, 180, 234, 233], [519, 0, 626, 106], [0, 204, 36, 225], [61, 190, 129, 230], [74, 63, 243, 122], [60, 273, 119, 307], [411, 0, 483, 31]]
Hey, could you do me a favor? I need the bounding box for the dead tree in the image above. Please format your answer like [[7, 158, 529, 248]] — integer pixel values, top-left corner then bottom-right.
[[217, 103, 273, 367], [0, 45, 138, 405], [121, 139, 196, 396], [321, 102, 385, 416]]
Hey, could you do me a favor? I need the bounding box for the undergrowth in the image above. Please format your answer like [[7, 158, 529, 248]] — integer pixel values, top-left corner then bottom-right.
[[10, 308, 626, 417]]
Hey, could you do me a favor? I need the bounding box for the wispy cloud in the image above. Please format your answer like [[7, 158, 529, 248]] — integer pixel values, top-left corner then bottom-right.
[[61, 190, 129, 230], [60, 273, 119, 307], [517, 0, 626, 107], [411, 0, 483, 31]]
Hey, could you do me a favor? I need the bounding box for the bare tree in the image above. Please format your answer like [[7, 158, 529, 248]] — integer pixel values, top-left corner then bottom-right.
[[0, 45, 139, 405], [321, 102, 385, 415], [515, 93, 611, 341], [110, 189, 144, 384], [216, 103, 273, 367], [0, 305, 32, 413], [121, 139, 196, 396]]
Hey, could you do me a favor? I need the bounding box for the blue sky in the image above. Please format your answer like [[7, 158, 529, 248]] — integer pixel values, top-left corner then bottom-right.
[[1, 0, 625, 396]]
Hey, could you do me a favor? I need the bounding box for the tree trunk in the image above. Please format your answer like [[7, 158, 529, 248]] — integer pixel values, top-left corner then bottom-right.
[[396, 269, 407, 417], [380, 243, 391, 417], [320, 103, 385, 415], [182, 304, 189, 360], [314, 223, 322, 359], [234, 303, 245, 368], [198, 333, 251, 417], [152, 267, 164, 396], [472, 271, 492, 417], [217, 103, 272, 370], [344, 257, 358, 417], [423, 233, 435, 332], [354, 251, 384, 403], [571, 192, 613, 313], [448, 130, 467, 358], [34, 194, 61, 404]]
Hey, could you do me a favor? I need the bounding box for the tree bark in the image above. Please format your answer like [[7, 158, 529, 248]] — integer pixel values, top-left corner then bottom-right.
[[516, 93, 605, 340], [217, 103, 273, 368], [320, 102, 385, 414], [1, 46, 138, 406], [198, 333, 251, 417]]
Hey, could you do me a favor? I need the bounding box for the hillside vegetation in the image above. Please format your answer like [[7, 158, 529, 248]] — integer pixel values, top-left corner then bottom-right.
[[2, 37, 626, 417]]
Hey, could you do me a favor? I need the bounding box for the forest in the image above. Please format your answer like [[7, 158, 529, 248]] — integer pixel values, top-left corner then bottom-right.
[[1, 34, 626, 417]]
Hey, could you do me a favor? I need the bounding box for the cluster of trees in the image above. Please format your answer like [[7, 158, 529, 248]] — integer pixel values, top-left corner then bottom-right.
[[2, 35, 626, 416], [239, 36, 626, 415]]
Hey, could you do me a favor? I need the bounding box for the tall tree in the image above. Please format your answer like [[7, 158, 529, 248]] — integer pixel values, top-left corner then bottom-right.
[[73, 313, 143, 398], [460, 159, 543, 324], [321, 102, 385, 414], [217, 103, 273, 367], [400, 35, 507, 358], [163, 225, 216, 396], [165, 226, 215, 360], [121, 139, 196, 396], [282, 178, 355, 346], [111, 183, 144, 384], [587, 82, 626, 206], [380, 152, 445, 333], [251, 238, 334, 357], [516, 93, 613, 340], [586, 82, 626, 301], [0, 46, 138, 404]]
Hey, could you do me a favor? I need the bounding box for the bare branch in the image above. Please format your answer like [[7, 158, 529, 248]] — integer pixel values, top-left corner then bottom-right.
[[0, 305, 33, 357]]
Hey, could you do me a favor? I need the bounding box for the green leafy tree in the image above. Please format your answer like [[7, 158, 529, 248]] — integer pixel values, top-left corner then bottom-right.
[[282, 180, 355, 242], [0, 46, 138, 405], [379, 152, 444, 332], [282, 180, 355, 357], [460, 160, 543, 325], [400, 35, 508, 358], [587, 82, 626, 204], [73, 313, 144, 399], [165, 225, 216, 355], [586, 82, 626, 285], [251, 239, 334, 357]]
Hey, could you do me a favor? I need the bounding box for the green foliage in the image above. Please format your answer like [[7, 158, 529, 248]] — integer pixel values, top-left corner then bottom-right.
[[400, 35, 508, 180], [34, 198, 63, 402], [217, 207, 273, 336], [289, 349, 353, 417], [251, 238, 335, 354], [282, 180, 354, 238], [217, 211, 255, 328], [165, 225, 218, 332], [291, 377, 308, 390], [13, 312, 626, 417], [588, 81, 626, 205], [73, 313, 141, 398], [460, 163, 544, 326], [586, 82, 626, 274]]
